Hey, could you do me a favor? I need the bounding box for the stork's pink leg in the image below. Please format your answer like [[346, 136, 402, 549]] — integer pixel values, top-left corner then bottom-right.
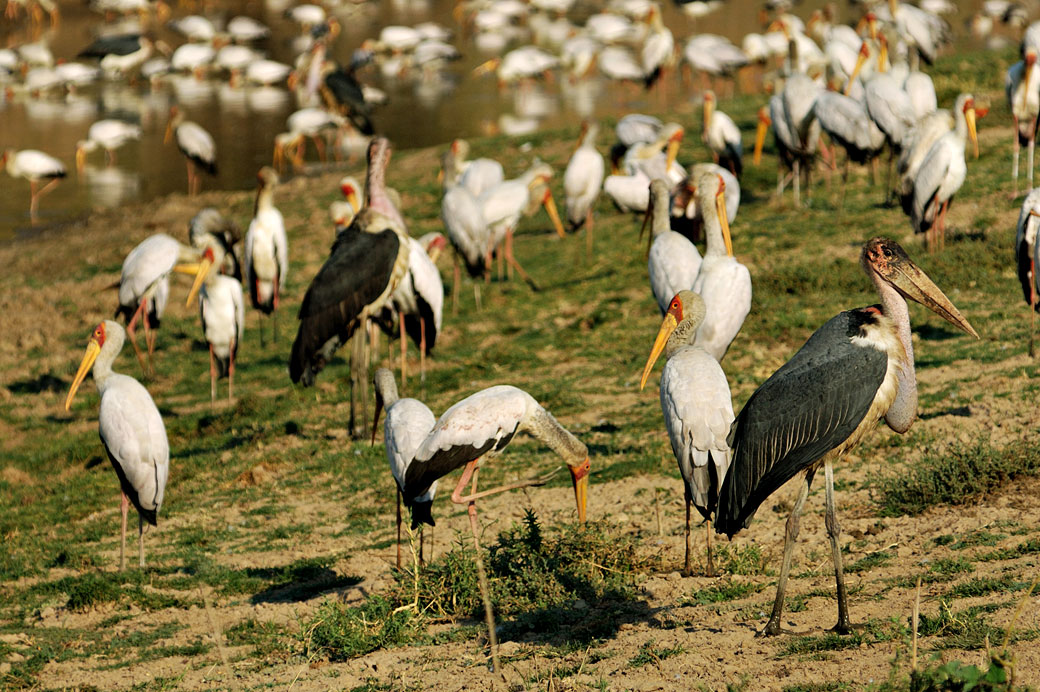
[[452, 254, 461, 315], [209, 343, 217, 403], [586, 208, 594, 255], [228, 343, 235, 402], [419, 317, 427, 384], [1013, 117, 1021, 196], [504, 230, 540, 291], [126, 298, 149, 374], [398, 309, 407, 390]]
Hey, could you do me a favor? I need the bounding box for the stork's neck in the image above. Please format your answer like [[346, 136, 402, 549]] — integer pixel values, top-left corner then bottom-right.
[[871, 268, 918, 433], [255, 184, 275, 215], [526, 405, 588, 470], [701, 201, 726, 257], [664, 318, 700, 359], [650, 190, 671, 238], [92, 330, 126, 392], [374, 369, 399, 408], [953, 107, 968, 142]]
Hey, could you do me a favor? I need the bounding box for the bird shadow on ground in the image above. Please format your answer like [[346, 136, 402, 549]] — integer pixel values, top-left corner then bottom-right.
[[8, 373, 66, 395], [251, 567, 363, 604], [920, 405, 972, 421], [498, 593, 656, 646]]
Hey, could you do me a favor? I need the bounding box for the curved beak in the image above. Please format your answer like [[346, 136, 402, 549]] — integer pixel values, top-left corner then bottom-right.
[[75, 146, 86, 175], [716, 187, 733, 256], [542, 189, 565, 238], [966, 106, 978, 159], [754, 115, 770, 166], [65, 339, 101, 411], [889, 259, 979, 339], [472, 58, 498, 77], [640, 312, 678, 390], [345, 189, 360, 212], [163, 120, 174, 146], [175, 255, 212, 307], [570, 457, 590, 523], [665, 135, 682, 172], [845, 49, 867, 95]]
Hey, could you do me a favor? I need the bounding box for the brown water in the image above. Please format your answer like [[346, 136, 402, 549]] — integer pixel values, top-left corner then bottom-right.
[[0, 0, 974, 237]]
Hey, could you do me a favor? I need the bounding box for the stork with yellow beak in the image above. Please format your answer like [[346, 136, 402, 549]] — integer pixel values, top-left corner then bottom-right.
[[65, 321, 169, 571]]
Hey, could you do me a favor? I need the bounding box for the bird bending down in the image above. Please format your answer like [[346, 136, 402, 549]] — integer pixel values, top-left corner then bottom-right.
[[116, 233, 198, 374], [164, 106, 217, 196], [177, 241, 245, 402], [715, 237, 977, 636], [372, 368, 438, 569], [640, 290, 733, 576], [65, 321, 169, 571], [244, 167, 288, 345], [399, 383, 590, 673]]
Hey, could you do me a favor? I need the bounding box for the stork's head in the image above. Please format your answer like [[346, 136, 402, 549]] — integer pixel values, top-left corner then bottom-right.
[[339, 176, 361, 211], [695, 171, 733, 256], [257, 165, 279, 187], [861, 237, 978, 338], [640, 290, 707, 390], [65, 320, 125, 411]]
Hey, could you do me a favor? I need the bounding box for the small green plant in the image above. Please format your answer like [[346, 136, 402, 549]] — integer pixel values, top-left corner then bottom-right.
[[846, 550, 894, 574], [304, 596, 421, 662], [628, 639, 684, 668], [683, 580, 764, 605], [910, 652, 1026, 691], [713, 544, 771, 576]]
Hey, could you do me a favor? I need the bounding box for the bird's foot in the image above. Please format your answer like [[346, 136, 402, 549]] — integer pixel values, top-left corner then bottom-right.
[[756, 620, 807, 637], [828, 619, 863, 635]]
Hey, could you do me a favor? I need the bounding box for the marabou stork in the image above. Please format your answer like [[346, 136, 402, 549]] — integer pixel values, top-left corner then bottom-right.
[[177, 241, 245, 402], [289, 137, 410, 437], [640, 290, 733, 576], [116, 233, 197, 373], [244, 167, 287, 344], [644, 179, 701, 314], [1, 148, 66, 223], [1006, 48, 1040, 196], [909, 93, 979, 252], [702, 91, 743, 178], [65, 320, 169, 571], [563, 121, 605, 247], [1015, 188, 1040, 356], [715, 237, 977, 635], [372, 368, 438, 569], [164, 106, 216, 196], [691, 171, 752, 362], [75, 120, 141, 172], [400, 383, 590, 673]]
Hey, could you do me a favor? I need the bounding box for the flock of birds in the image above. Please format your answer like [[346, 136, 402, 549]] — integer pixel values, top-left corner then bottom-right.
[[34, 0, 1040, 674]]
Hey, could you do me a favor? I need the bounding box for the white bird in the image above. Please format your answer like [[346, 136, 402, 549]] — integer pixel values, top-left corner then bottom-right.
[[398, 383, 589, 672], [245, 59, 291, 86], [65, 321, 169, 571], [563, 121, 605, 241], [639, 290, 732, 576], [645, 179, 701, 314], [442, 139, 504, 198], [244, 166, 288, 343], [898, 109, 954, 214], [670, 163, 740, 241], [170, 42, 214, 78], [1, 148, 66, 222], [623, 122, 686, 185], [1007, 49, 1040, 195], [1015, 188, 1040, 355], [603, 168, 652, 213], [681, 34, 748, 93], [882, 0, 950, 67], [76, 119, 141, 172], [372, 368, 438, 569], [474, 45, 559, 85], [178, 240, 245, 402], [597, 45, 644, 83], [640, 2, 674, 88], [814, 90, 886, 196], [702, 91, 743, 177], [691, 171, 751, 361], [116, 233, 197, 372], [382, 234, 445, 385], [228, 15, 270, 42], [164, 106, 216, 195], [909, 93, 979, 252]]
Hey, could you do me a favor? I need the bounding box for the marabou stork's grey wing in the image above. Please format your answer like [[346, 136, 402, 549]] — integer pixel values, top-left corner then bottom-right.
[[289, 221, 400, 384], [402, 385, 529, 501], [715, 310, 888, 537], [323, 68, 374, 135], [911, 137, 952, 232]]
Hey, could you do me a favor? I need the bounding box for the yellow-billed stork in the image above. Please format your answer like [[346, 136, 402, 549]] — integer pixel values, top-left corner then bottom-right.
[[1, 148, 66, 223], [164, 106, 216, 196], [644, 178, 701, 314], [244, 167, 287, 344]]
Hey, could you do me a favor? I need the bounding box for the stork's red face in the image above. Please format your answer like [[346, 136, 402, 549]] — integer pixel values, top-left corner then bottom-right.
[[666, 295, 683, 322], [92, 322, 106, 347], [65, 323, 107, 411]]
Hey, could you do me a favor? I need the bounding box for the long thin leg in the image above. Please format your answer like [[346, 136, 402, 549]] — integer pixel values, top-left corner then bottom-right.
[[706, 518, 715, 577], [399, 309, 407, 391], [1013, 126, 1020, 197], [452, 254, 461, 315], [138, 514, 145, 568], [142, 309, 156, 371], [825, 459, 853, 633], [792, 160, 800, 207], [120, 492, 129, 571], [761, 469, 814, 636], [419, 317, 427, 385], [465, 487, 500, 674], [126, 298, 149, 374], [1030, 274, 1036, 357], [209, 343, 217, 403], [682, 486, 693, 577], [396, 486, 402, 570], [504, 230, 540, 291], [228, 344, 235, 402], [586, 208, 594, 255], [1030, 129, 1036, 192]]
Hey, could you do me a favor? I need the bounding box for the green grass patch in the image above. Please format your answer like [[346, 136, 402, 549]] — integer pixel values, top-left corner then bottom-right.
[[948, 575, 1031, 600], [779, 620, 900, 658], [977, 538, 1040, 563], [682, 579, 764, 605], [933, 530, 1006, 551], [873, 441, 1040, 517], [303, 595, 421, 662], [713, 543, 771, 576], [846, 550, 894, 574], [628, 639, 685, 668]]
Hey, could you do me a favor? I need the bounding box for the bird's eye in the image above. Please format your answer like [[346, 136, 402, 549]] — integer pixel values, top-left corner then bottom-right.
[[883, 247, 893, 257]]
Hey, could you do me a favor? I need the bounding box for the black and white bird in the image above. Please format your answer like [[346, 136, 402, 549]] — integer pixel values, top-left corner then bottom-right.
[[289, 137, 410, 436], [715, 237, 977, 635], [2, 148, 66, 223], [644, 179, 701, 314], [1006, 48, 1040, 196], [244, 167, 287, 344], [164, 106, 217, 196], [702, 91, 743, 177], [640, 290, 733, 576], [115, 233, 198, 373], [75, 119, 141, 172], [65, 320, 169, 571], [563, 121, 605, 243], [1015, 188, 1040, 355], [189, 207, 243, 281], [178, 240, 245, 402]]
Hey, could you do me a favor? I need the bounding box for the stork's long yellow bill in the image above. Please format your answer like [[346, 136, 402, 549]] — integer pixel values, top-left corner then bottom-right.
[[570, 456, 590, 523], [176, 255, 213, 307], [543, 191, 566, 238], [717, 186, 733, 257], [65, 339, 101, 411], [753, 117, 769, 167], [639, 312, 678, 390]]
